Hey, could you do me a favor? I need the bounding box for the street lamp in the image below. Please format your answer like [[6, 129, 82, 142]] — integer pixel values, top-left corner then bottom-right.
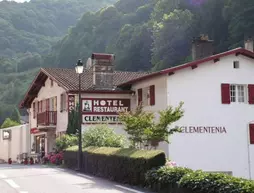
[[75, 59, 84, 171]]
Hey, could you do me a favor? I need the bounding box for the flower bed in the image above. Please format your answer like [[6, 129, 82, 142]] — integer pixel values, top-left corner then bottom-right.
[[43, 152, 63, 165]]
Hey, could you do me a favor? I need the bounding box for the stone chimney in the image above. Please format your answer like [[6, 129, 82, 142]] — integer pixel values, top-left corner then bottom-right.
[[192, 35, 214, 61], [244, 37, 253, 52], [91, 53, 115, 89]]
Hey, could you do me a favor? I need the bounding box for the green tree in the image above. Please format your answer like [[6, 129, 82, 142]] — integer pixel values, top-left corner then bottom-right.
[[119, 102, 184, 149], [10, 107, 21, 124], [1, 118, 20, 129], [151, 9, 194, 70], [66, 105, 79, 135]]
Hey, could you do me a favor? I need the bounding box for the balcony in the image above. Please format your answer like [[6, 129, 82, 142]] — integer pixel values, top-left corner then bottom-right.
[[37, 111, 57, 126]]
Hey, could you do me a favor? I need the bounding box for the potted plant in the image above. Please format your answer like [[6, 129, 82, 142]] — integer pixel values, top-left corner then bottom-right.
[[8, 158, 12, 164], [30, 157, 34, 165], [24, 158, 28, 165]]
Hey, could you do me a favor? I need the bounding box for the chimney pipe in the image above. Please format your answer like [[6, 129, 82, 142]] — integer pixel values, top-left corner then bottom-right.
[[91, 53, 115, 89], [245, 37, 254, 52]]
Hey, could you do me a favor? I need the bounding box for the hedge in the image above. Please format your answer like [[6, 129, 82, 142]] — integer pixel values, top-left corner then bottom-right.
[[145, 166, 254, 193], [64, 146, 166, 185]]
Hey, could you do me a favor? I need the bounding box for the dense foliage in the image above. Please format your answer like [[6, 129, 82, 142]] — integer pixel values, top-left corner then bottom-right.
[[145, 166, 254, 193], [2, 0, 254, 124], [119, 103, 184, 149], [55, 134, 78, 151], [64, 146, 166, 185], [82, 125, 127, 148], [0, 0, 116, 124], [1, 118, 20, 129]]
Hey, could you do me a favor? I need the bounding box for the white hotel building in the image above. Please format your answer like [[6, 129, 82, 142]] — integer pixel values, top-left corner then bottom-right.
[[19, 37, 254, 179]]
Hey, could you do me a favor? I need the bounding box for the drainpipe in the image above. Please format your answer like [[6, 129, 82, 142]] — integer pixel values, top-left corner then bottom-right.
[[247, 125, 252, 180]]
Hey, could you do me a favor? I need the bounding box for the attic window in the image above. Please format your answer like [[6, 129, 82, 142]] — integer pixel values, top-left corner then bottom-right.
[[50, 78, 53, 87], [233, 61, 239, 69]]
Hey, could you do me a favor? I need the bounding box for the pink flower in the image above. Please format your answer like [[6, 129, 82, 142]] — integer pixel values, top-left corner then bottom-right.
[[166, 161, 177, 168]]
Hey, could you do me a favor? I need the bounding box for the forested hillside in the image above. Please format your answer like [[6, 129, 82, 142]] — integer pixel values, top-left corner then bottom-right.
[[0, 0, 116, 124], [1, 0, 254, 124]]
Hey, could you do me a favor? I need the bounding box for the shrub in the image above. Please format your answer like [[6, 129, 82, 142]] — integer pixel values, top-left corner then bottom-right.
[[145, 166, 254, 193], [145, 166, 193, 192], [82, 125, 127, 148], [64, 146, 166, 185], [55, 134, 78, 151], [179, 170, 254, 193]]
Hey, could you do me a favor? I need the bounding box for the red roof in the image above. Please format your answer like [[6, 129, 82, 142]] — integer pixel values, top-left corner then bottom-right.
[[119, 47, 254, 86], [19, 68, 148, 108]]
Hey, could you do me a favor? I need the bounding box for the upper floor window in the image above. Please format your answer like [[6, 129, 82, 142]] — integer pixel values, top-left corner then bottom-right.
[[137, 85, 155, 106], [221, 83, 254, 104], [233, 61, 240, 69], [50, 78, 53, 87], [230, 85, 246, 103]]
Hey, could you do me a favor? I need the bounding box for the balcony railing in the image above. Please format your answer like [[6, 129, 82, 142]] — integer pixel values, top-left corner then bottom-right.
[[37, 111, 57, 126]]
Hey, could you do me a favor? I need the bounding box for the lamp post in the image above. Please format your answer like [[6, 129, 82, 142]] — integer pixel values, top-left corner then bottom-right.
[[75, 59, 84, 171]]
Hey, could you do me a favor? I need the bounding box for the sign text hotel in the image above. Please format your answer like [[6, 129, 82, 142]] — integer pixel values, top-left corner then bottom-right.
[[180, 126, 227, 134], [82, 98, 130, 124]]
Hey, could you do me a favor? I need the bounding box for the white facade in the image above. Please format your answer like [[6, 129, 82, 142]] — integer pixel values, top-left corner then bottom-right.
[[131, 54, 254, 179], [0, 124, 30, 162]]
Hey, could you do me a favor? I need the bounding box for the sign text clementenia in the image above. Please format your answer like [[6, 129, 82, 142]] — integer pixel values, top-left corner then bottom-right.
[[180, 126, 227, 134], [82, 98, 130, 124]]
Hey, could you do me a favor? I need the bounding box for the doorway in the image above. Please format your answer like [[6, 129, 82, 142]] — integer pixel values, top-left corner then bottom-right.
[[35, 134, 45, 154]]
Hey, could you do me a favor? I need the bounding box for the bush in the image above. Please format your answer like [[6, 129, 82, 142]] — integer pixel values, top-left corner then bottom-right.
[[145, 166, 254, 193], [145, 166, 193, 192], [179, 170, 254, 193], [82, 125, 126, 148], [64, 146, 166, 185], [55, 134, 78, 151]]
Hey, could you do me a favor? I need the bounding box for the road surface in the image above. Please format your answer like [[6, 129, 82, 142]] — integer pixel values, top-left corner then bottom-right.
[[0, 164, 150, 193]]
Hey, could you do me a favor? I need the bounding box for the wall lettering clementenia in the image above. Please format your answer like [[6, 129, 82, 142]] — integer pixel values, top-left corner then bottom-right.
[[180, 126, 227, 134]]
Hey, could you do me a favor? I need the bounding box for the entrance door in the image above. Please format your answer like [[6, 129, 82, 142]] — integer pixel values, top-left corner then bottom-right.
[[35, 135, 45, 154]]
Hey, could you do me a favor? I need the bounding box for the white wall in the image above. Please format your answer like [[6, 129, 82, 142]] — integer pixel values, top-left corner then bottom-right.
[[30, 77, 68, 133], [167, 54, 254, 179], [131, 75, 169, 156], [0, 124, 30, 162]]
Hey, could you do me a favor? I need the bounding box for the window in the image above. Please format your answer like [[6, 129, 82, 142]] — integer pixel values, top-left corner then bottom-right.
[[233, 61, 239, 69], [137, 85, 155, 106], [142, 87, 150, 106], [50, 78, 53, 87], [60, 93, 67, 112], [230, 85, 246, 103]]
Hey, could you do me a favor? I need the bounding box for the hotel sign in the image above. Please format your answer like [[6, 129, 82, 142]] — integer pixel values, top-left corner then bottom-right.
[[68, 95, 76, 112], [180, 126, 227, 134], [82, 98, 130, 124]]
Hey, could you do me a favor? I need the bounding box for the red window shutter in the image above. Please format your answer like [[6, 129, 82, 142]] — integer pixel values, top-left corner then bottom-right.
[[60, 94, 63, 111], [248, 85, 254, 104], [33, 102, 35, 119], [138, 89, 142, 105], [221, 84, 230, 104], [249, 124, 254, 144], [46, 99, 49, 111], [150, 85, 155, 106]]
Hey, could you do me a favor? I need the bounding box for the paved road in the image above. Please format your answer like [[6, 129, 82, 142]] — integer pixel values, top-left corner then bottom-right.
[[0, 164, 150, 193]]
